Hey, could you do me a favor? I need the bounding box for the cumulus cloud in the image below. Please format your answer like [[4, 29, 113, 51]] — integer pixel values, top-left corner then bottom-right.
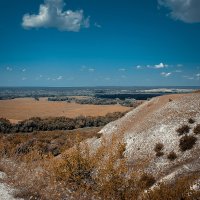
[[136, 65, 142, 69], [158, 0, 200, 23], [57, 75, 63, 80], [22, 0, 90, 32], [154, 62, 168, 69], [6, 67, 12, 71], [161, 72, 172, 77]]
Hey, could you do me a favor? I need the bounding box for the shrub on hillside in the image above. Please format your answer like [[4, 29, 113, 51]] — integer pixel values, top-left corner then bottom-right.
[[188, 118, 195, 124], [176, 125, 190, 135], [167, 151, 177, 161], [0, 118, 12, 133], [193, 124, 200, 135], [154, 143, 164, 152], [156, 151, 164, 157], [179, 135, 197, 151], [139, 174, 156, 189], [154, 143, 164, 157]]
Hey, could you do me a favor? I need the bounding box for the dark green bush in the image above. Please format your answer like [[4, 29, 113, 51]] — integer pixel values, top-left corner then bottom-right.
[[167, 151, 177, 161], [179, 135, 197, 151], [193, 124, 200, 135], [154, 143, 164, 152], [139, 174, 156, 189], [176, 125, 190, 136], [0, 112, 126, 134], [188, 118, 195, 124]]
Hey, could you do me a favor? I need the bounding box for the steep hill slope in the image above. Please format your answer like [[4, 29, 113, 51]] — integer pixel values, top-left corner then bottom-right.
[[98, 93, 200, 183]]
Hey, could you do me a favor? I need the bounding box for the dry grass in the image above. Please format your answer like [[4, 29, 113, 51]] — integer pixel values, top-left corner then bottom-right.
[[0, 128, 200, 199], [143, 175, 200, 200], [0, 127, 102, 159], [0, 98, 130, 123], [0, 131, 142, 199]]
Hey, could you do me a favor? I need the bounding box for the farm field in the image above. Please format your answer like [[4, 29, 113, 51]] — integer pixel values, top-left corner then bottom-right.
[[0, 98, 130, 123]]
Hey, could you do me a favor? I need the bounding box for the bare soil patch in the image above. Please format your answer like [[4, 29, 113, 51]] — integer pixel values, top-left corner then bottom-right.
[[0, 98, 130, 123]]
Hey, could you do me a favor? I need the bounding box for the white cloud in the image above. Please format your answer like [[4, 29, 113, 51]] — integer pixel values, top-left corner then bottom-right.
[[183, 75, 194, 80], [158, 0, 200, 23], [22, 68, 26, 72], [196, 73, 200, 80], [35, 75, 43, 80], [154, 62, 168, 69], [57, 76, 63, 80], [80, 66, 95, 72], [174, 70, 182, 73], [6, 67, 12, 71], [118, 68, 126, 71], [47, 75, 63, 81], [88, 68, 95, 72], [94, 22, 101, 28], [161, 72, 172, 77], [177, 64, 183, 67], [136, 65, 142, 69], [22, 0, 90, 32]]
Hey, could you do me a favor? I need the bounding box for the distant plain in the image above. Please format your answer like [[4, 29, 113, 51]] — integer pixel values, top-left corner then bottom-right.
[[0, 97, 130, 123]]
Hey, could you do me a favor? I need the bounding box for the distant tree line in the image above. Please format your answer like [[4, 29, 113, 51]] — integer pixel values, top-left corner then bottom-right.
[[48, 96, 139, 107], [0, 112, 126, 134]]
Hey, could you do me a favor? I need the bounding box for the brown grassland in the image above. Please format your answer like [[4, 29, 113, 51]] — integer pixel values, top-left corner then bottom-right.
[[0, 98, 130, 123], [0, 128, 199, 199], [0, 95, 200, 199]]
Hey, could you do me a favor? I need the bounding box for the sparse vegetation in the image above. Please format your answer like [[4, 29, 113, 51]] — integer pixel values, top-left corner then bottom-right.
[[179, 135, 197, 151], [0, 91, 200, 199], [176, 124, 190, 135], [139, 173, 156, 189], [143, 175, 200, 200], [0, 112, 126, 134], [0, 132, 148, 200], [193, 124, 200, 134], [154, 143, 164, 152], [167, 151, 177, 161], [154, 143, 164, 157], [188, 118, 195, 124]]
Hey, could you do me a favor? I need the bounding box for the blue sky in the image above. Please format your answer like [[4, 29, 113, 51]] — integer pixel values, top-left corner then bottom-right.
[[0, 0, 200, 87]]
